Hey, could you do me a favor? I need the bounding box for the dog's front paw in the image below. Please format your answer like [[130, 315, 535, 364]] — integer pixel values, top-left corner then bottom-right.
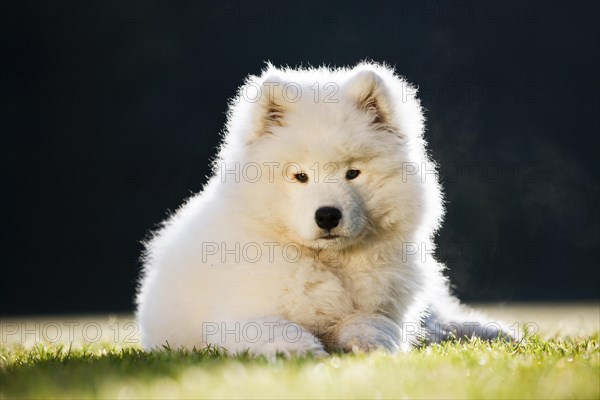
[[256, 336, 327, 359], [248, 321, 327, 359], [333, 314, 403, 353]]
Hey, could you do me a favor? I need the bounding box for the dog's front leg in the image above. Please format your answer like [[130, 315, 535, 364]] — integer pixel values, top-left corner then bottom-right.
[[323, 314, 406, 353]]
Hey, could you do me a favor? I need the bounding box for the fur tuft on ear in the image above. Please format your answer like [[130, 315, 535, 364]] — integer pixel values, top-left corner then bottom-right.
[[256, 76, 289, 137], [344, 69, 394, 131]]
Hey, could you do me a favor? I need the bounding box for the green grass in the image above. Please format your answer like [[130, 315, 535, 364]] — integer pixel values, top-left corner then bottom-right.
[[1, 335, 599, 399]]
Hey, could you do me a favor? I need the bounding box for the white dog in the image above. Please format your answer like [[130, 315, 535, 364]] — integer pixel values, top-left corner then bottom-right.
[[136, 62, 510, 356]]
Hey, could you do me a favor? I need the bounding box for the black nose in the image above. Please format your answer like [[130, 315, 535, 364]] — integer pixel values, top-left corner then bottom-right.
[[315, 207, 342, 230]]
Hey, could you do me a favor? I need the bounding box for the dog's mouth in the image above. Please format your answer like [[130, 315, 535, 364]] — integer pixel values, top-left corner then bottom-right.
[[320, 233, 340, 240]]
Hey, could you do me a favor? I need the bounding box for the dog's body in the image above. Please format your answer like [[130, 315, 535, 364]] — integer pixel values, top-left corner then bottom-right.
[[136, 63, 509, 356]]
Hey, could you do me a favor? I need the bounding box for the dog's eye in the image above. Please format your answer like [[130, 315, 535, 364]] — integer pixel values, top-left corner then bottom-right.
[[345, 169, 361, 180], [294, 173, 309, 183]]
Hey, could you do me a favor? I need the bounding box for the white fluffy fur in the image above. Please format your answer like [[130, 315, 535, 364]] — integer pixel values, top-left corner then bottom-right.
[[136, 62, 510, 356]]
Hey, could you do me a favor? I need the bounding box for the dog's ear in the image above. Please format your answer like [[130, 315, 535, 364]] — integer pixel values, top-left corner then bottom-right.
[[344, 69, 394, 130], [255, 76, 289, 136]]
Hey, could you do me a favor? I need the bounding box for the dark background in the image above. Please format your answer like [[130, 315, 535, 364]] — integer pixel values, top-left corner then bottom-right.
[[2, 1, 598, 315]]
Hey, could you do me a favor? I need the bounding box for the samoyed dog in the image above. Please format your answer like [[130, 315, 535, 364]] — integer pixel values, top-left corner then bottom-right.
[[136, 62, 510, 356]]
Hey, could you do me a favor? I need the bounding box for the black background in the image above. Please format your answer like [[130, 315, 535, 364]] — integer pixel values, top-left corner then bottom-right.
[[3, 1, 599, 315]]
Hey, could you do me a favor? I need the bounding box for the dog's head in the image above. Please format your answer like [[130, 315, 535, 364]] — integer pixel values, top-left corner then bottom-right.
[[219, 63, 443, 251]]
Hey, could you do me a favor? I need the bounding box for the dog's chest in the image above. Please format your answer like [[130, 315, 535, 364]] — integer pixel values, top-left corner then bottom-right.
[[335, 266, 394, 312], [280, 261, 395, 329]]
